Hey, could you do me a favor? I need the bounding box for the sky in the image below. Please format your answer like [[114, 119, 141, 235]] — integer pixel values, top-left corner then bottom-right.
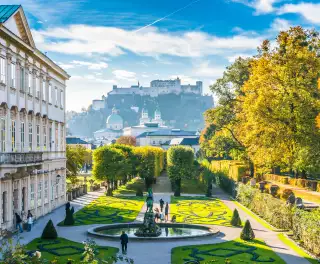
[[2, 0, 320, 111]]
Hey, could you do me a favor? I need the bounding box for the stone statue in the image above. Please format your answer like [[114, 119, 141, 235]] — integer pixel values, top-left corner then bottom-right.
[[147, 188, 153, 199], [146, 197, 153, 213]]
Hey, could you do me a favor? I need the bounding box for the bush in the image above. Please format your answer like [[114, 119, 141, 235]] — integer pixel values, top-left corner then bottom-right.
[[41, 220, 58, 239], [136, 188, 143, 197], [296, 179, 307, 188], [230, 209, 242, 226], [281, 189, 293, 200], [240, 220, 255, 240], [280, 177, 289, 184], [270, 185, 279, 197]]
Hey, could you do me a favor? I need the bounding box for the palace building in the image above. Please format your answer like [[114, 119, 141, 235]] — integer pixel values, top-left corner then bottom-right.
[[0, 5, 69, 231]]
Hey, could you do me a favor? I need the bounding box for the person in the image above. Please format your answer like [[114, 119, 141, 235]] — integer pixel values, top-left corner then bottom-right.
[[159, 198, 164, 212], [15, 213, 23, 233], [27, 211, 33, 232], [160, 211, 164, 222], [120, 231, 128, 253], [154, 208, 160, 223], [165, 202, 169, 222]]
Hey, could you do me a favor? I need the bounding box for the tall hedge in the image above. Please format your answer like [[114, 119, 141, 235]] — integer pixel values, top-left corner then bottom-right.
[[167, 146, 194, 196]]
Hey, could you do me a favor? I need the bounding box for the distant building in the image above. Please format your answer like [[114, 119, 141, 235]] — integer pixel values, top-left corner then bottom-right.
[[123, 123, 168, 138], [169, 137, 200, 155], [93, 106, 123, 142], [66, 137, 92, 150], [107, 77, 202, 98], [136, 129, 197, 147]]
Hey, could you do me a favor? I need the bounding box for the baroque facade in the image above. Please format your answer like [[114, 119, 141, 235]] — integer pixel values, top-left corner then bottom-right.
[[0, 5, 69, 231]]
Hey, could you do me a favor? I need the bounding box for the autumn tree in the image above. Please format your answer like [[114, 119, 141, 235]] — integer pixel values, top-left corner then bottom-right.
[[116, 136, 136, 146], [66, 145, 86, 177], [237, 27, 320, 176]]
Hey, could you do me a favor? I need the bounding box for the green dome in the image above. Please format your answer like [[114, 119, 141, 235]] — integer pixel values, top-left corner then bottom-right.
[[106, 113, 123, 125]]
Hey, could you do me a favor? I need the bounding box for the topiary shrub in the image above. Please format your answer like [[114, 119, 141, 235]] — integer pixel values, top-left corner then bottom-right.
[[230, 209, 242, 226], [240, 220, 255, 240], [64, 202, 75, 226], [41, 220, 58, 239], [270, 185, 279, 197], [136, 188, 143, 197], [281, 189, 293, 200]]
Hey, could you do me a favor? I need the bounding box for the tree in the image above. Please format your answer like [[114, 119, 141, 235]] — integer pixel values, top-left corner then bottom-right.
[[41, 220, 58, 239], [66, 145, 86, 177], [116, 136, 137, 146], [167, 146, 194, 196], [240, 220, 255, 240], [230, 209, 242, 226], [237, 27, 320, 175], [113, 144, 139, 180]]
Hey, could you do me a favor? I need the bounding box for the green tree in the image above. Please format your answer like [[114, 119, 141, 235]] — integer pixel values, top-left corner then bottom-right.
[[167, 146, 194, 196], [66, 145, 86, 177], [41, 220, 58, 239], [240, 220, 255, 240]]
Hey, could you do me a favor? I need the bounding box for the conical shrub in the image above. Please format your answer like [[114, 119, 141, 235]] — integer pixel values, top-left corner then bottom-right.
[[41, 219, 58, 239], [240, 220, 255, 240], [230, 209, 242, 226]]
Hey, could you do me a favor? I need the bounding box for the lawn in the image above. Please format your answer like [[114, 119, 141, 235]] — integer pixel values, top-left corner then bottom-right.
[[181, 179, 206, 194], [58, 196, 144, 226], [113, 177, 146, 196], [26, 237, 118, 264], [170, 196, 233, 226], [171, 238, 286, 264]]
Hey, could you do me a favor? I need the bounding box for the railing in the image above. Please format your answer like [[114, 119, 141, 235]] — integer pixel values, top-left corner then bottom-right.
[[0, 152, 43, 165]]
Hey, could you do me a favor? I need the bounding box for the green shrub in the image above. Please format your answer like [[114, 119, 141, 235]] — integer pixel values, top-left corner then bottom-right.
[[280, 177, 289, 184], [296, 179, 307, 188], [136, 188, 143, 197], [230, 209, 242, 226], [240, 220, 255, 240], [41, 220, 57, 239], [270, 185, 279, 197], [281, 189, 293, 200]]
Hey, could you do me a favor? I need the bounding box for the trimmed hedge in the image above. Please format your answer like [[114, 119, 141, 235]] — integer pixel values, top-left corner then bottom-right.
[[211, 160, 248, 182], [237, 184, 320, 256]]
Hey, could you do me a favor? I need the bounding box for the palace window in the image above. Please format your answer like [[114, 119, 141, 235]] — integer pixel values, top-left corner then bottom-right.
[[2, 191, 7, 223], [43, 125, 47, 149], [20, 68, 25, 91], [36, 78, 40, 98], [36, 124, 40, 148], [49, 126, 52, 150], [37, 181, 42, 206], [61, 125, 64, 151], [21, 122, 25, 151], [55, 127, 58, 150], [42, 79, 46, 101], [0, 57, 5, 84], [11, 63, 16, 88], [0, 118, 5, 152], [55, 87, 58, 105], [11, 120, 15, 151], [30, 183, 35, 209], [51, 180, 54, 201], [60, 90, 63, 108], [28, 72, 32, 95], [49, 84, 52, 103], [44, 180, 48, 204], [28, 122, 32, 150]]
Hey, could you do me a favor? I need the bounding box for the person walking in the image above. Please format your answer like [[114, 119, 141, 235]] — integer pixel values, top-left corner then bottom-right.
[[159, 198, 164, 212], [15, 213, 23, 233], [120, 231, 129, 253], [27, 211, 33, 232], [165, 202, 169, 222]]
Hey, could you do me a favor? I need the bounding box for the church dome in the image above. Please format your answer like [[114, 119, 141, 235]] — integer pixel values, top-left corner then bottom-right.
[[106, 113, 123, 125]]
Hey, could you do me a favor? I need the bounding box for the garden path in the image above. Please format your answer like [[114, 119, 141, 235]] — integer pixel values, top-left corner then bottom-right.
[[13, 185, 311, 264]]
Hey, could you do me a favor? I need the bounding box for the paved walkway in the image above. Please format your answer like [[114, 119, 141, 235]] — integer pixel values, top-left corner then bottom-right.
[[13, 182, 311, 264]]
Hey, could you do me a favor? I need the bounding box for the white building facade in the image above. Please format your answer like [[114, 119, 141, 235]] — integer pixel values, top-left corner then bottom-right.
[[0, 5, 69, 231]]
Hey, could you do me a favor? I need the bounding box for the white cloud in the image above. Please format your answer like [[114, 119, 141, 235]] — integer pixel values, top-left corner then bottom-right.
[[112, 70, 137, 81], [231, 0, 281, 14], [227, 53, 252, 63], [71, 60, 108, 70], [278, 3, 320, 24], [32, 25, 263, 58], [57, 63, 75, 69], [141, 74, 149, 78], [270, 18, 292, 32], [193, 61, 225, 78]]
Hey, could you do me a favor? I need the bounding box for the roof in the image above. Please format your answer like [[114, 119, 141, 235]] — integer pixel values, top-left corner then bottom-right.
[[106, 113, 123, 124], [94, 128, 123, 133], [136, 129, 197, 138], [170, 137, 199, 146], [66, 137, 89, 145], [0, 5, 20, 23]]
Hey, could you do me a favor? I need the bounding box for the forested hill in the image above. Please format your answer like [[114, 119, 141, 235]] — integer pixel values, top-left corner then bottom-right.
[[67, 93, 213, 137]]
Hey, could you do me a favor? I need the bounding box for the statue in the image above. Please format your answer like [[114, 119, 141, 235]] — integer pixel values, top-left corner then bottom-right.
[[64, 202, 75, 225], [146, 197, 153, 213]]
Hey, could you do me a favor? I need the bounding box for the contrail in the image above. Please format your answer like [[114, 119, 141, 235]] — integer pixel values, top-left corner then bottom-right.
[[134, 0, 202, 33]]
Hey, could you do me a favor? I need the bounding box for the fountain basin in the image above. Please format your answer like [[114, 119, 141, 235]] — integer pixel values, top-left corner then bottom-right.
[[88, 223, 219, 240]]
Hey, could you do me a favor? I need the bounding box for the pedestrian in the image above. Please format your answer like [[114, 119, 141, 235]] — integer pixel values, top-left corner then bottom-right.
[[120, 231, 128, 253], [154, 208, 160, 223], [165, 202, 169, 222], [15, 213, 23, 233], [159, 198, 164, 212], [27, 211, 33, 232]]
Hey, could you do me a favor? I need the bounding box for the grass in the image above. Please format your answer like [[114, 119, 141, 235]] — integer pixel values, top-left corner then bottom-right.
[[66, 175, 104, 189], [170, 196, 233, 226], [25, 237, 118, 264], [232, 200, 278, 231], [181, 179, 206, 194], [113, 177, 146, 196], [277, 234, 319, 264], [58, 196, 144, 226], [171, 238, 286, 264]]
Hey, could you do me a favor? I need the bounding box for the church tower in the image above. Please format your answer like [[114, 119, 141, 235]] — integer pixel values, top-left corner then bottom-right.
[[140, 104, 150, 125], [152, 106, 164, 126]]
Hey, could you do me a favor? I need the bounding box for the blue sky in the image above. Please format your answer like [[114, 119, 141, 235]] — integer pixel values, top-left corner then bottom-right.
[[3, 0, 320, 111]]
